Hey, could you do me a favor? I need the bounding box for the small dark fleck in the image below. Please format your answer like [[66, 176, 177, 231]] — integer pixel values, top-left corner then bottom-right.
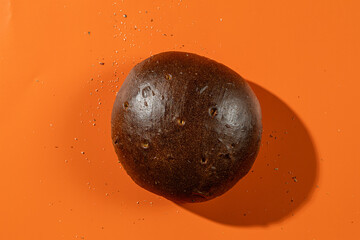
[[87, 31, 91, 35], [123, 14, 127, 18], [200, 157, 208, 165], [218, 153, 231, 160], [141, 141, 149, 149], [99, 62, 105, 65], [166, 155, 175, 161], [177, 118, 185, 126], [209, 107, 218, 118]]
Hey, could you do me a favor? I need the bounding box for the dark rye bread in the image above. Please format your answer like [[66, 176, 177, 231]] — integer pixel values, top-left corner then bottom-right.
[[111, 51, 262, 202]]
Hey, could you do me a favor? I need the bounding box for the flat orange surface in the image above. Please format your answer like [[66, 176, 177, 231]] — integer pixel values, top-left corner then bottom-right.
[[1, 0, 359, 239]]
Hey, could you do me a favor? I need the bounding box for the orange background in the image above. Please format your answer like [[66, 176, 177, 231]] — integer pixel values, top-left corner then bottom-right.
[[1, 0, 359, 239]]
